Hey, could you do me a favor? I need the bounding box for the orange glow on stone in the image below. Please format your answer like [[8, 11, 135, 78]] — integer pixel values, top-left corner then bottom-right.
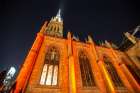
[[69, 56, 76, 93], [99, 60, 116, 93]]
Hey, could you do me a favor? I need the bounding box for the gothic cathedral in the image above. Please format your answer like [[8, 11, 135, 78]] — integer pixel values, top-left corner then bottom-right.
[[11, 10, 140, 93]]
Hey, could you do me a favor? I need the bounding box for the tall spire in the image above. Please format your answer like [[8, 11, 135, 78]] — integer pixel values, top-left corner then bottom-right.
[[54, 9, 62, 22], [56, 9, 61, 18], [45, 8, 63, 37]]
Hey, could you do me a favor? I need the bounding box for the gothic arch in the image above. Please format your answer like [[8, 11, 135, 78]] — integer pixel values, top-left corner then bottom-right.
[[78, 50, 95, 87], [40, 45, 60, 86], [103, 55, 124, 87]]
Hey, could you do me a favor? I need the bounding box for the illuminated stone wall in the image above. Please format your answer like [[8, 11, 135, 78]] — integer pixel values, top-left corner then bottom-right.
[[12, 21, 140, 93]]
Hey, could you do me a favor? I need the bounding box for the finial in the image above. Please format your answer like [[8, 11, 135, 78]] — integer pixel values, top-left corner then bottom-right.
[[40, 21, 48, 33], [88, 35, 93, 43], [72, 34, 79, 41], [67, 31, 71, 39]]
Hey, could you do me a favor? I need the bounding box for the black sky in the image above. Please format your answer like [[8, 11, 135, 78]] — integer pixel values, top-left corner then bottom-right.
[[0, 0, 140, 71]]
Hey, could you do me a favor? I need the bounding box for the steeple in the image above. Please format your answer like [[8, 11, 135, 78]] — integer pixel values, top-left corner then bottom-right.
[[56, 9, 61, 17], [51, 9, 62, 22], [55, 9, 62, 22], [45, 9, 63, 37]]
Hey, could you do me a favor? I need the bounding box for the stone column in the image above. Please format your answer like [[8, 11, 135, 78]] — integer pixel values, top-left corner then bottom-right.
[[109, 47, 135, 93], [98, 59, 116, 93], [88, 36, 107, 93], [120, 63, 140, 92], [13, 22, 47, 93], [67, 32, 77, 93]]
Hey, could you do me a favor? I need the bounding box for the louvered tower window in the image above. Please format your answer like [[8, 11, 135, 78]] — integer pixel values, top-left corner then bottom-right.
[[40, 46, 60, 86], [79, 51, 95, 87], [104, 56, 124, 87]]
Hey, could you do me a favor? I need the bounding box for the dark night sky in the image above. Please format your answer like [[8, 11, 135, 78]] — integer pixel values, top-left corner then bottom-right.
[[0, 0, 140, 72]]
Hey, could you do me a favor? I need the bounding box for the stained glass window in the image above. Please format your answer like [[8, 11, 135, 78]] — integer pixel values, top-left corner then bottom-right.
[[40, 46, 59, 86], [79, 51, 95, 87], [40, 64, 48, 85], [104, 56, 124, 87]]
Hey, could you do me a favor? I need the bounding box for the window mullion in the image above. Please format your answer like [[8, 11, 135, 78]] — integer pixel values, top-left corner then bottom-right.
[[46, 65, 53, 85], [45, 64, 49, 85], [40, 64, 48, 85], [51, 65, 55, 85], [83, 59, 88, 86], [87, 59, 94, 86], [52, 65, 58, 85], [85, 59, 91, 86], [80, 59, 86, 86]]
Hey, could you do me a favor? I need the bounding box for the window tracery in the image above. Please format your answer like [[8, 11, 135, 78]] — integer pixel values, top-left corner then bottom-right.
[[78, 51, 95, 87], [103, 56, 124, 87], [40, 46, 59, 86]]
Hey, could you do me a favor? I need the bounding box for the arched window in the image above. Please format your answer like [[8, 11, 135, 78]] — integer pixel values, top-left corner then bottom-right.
[[50, 26, 53, 31], [78, 51, 95, 87], [40, 46, 60, 86], [122, 57, 140, 84], [103, 56, 124, 87]]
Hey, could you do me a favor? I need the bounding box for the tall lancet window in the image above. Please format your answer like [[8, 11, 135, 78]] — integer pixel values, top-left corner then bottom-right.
[[78, 51, 95, 87], [122, 58, 140, 84], [104, 56, 124, 87], [40, 46, 60, 86]]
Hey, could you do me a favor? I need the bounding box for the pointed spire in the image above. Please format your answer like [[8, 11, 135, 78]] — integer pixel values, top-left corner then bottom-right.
[[105, 40, 112, 48], [40, 21, 48, 33], [56, 9, 61, 18], [55, 9, 62, 22], [88, 35, 93, 43], [72, 34, 79, 41], [67, 31, 72, 39]]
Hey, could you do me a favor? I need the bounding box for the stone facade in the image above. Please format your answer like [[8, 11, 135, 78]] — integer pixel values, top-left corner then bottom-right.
[[11, 11, 140, 93]]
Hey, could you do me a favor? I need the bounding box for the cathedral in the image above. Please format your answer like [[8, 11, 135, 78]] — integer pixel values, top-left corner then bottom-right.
[[11, 10, 140, 93]]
